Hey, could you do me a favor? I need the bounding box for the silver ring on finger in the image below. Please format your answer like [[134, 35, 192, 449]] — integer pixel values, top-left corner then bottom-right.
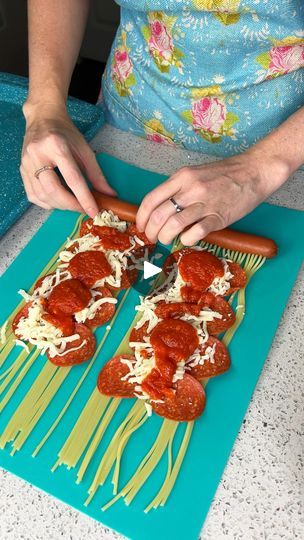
[[169, 197, 184, 213], [34, 165, 54, 179]]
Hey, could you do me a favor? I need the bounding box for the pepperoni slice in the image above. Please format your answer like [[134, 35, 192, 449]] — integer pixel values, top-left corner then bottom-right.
[[129, 322, 150, 345], [199, 292, 236, 335], [48, 278, 91, 315], [226, 261, 247, 294], [150, 319, 199, 362], [69, 251, 112, 288], [34, 272, 56, 292], [97, 354, 136, 398], [79, 218, 94, 237], [180, 286, 202, 303], [179, 251, 224, 290], [163, 248, 193, 275], [47, 323, 96, 366], [80, 220, 131, 252], [108, 267, 138, 291], [186, 337, 230, 380], [155, 301, 201, 319], [12, 302, 33, 338], [83, 286, 116, 327], [96, 226, 132, 251], [127, 224, 155, 250], [42, 313, 75, 337], [151, 374, 206, 422]]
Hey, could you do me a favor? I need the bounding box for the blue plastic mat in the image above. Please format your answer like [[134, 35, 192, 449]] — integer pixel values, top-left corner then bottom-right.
[[0, 72, 104, 238], [0, 153, 303, 540]]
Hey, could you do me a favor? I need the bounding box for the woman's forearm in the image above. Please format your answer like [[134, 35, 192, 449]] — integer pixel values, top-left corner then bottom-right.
[[247, 106, 304, 193], [24, 0, 90, 117]]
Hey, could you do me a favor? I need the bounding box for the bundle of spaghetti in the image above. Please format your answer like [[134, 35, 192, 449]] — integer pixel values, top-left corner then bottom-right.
[[77, 398, 123, 486], [101, 420, 178, 511], [144, 421, 194, 512], [0, 361, 58, 449], [33, 288, 130, 458], [1, 297, 124, 456], [112, 402, 148, 494], [0, 351, 40, 416], [51, 389, 111, 471], [10, 366, 69, 455], [81, 400, 147, 497], [0, 349, 31, 390], [0, 214, 86, 426]]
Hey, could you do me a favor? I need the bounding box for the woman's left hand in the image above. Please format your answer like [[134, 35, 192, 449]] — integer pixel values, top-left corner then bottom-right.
[[136, 150, 289, 245]]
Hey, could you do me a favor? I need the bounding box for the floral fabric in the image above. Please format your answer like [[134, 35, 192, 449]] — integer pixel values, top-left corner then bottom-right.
[[100, 1, 304, 156]]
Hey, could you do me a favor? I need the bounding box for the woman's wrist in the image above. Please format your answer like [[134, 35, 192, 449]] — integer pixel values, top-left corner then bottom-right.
[[23, 98, 68, 125], [244, 139, 296, 199]]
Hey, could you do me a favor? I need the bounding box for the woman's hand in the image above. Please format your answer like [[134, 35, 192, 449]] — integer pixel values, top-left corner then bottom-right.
[[20, 103, 115, 217], [136, 150, 290, 245]]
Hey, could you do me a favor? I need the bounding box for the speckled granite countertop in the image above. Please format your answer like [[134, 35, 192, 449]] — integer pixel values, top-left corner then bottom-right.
[[0, 124, 303, 540]]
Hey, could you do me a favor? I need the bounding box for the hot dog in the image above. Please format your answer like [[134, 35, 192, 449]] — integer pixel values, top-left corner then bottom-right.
[[204, 229, 277, 258], [92, 192, 277, 258], [93, 192, 138, 223]]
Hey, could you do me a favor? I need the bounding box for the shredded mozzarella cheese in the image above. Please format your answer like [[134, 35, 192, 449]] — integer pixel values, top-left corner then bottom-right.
[[75, 296, 117, 323], [14, 339, 30, 353], [33, 269, 71, 299], [0, 320, 8, 345], [172, 361, 185, 383], [187, 342, 217, 369], [93, 209, 127, 231], [14, 302, 83, 358], [208, 259, 234, 296]]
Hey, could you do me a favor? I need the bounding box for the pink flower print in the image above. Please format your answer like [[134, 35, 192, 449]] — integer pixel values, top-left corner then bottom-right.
[[192, 97, 226, 135], [148, 20, 174, 61], [146, 132, 174, 145], [112, 50, 133, 83], [268, 44, 304, 76]]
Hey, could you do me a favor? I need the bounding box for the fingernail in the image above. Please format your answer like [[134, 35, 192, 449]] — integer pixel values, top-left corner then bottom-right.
[[87, 207, 98, 218]]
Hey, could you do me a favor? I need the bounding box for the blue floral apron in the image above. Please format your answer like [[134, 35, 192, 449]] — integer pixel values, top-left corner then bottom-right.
[[100, 1, 304, 157]]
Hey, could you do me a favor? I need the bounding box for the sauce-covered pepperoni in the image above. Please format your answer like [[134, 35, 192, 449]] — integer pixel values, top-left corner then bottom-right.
[[96, 226, 132, 251], [48, 278, 91, 315], [199, 292, 236, 335], [187, 336, 230, 380], [83, 286, 116, 327], [108, 267, 138, 291], [179, 251, 224, 290], [12, 302, 33, 338], [42, 312, 75, 337], [141, 367, 175, 401], [163, 248, 193, 275], [155, 301, 201, 319], [97, 354, 137, 398], [69, 251, 112, 288], [47, 323, 96, 366], [226, 261, 247, 294], [151, 374, 206, 422], [150, 319, 199, 362], [180, 286, 202, 304]]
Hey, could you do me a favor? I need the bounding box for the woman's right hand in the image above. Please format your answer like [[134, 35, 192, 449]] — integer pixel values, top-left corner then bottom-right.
[[20, 102, 116, 217]]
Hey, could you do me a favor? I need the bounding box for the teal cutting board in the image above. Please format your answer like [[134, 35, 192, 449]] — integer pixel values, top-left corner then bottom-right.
[[0, 153, 303, 540]]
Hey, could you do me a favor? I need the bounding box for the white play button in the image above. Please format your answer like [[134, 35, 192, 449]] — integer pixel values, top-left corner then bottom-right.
[[143, 260, 162, 280]]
